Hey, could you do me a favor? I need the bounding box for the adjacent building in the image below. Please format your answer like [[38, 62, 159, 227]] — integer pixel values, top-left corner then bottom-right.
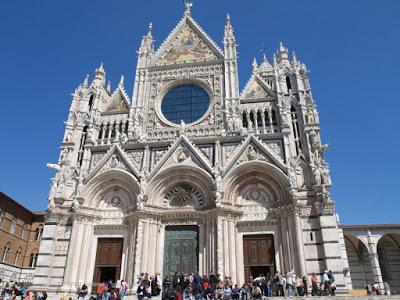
[[0, 192, 44, 285]]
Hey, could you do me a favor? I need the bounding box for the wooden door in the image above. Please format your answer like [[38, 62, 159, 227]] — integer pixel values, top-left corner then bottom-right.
[[243, 235, 275, 282], [92, 238, 123, 290]]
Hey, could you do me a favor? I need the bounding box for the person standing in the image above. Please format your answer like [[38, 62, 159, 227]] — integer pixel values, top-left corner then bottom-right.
[[137, 282, 146, 300], [302, 276, 308, 296], [119, 280, 128, 300], [285, 270, 294, 297]]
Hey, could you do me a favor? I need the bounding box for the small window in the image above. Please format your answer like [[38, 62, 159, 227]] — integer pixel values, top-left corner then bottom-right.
[[29, 253, 38, 268], [310, 232, 314, 242], [0, 211, 4, 226], [14, 248, 22, 266], [286, 76, 292, 91], [35, 227, 43, 241], [2, 243, 11, 262], [22, 225, 29, 240], [10, 219, 17, 234], [88, 95, 94, 111]]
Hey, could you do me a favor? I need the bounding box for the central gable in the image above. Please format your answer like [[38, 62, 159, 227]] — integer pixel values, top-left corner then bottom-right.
[[152, 16, 223, 66]]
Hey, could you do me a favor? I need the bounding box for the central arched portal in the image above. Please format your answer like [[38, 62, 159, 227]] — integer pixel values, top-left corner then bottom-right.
[[163, 225, 200, 276]]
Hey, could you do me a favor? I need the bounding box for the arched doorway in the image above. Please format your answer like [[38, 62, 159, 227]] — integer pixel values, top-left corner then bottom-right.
[[344, 236, 373, 289], [377, 234, 400, 293]]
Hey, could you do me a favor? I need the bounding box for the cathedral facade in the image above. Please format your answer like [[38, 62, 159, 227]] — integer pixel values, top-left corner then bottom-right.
[[33, 5, 353, 294]]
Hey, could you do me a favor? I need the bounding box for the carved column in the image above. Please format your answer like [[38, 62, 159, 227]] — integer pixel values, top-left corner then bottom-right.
[[125, 221, 138, 287], [268, 107, 274, 133], [132, 220, 144, 289], [216, 218, 224, 277], [253, 109, 259, 132], [261, 111, 266, 133], [290, 208, 306, 276]]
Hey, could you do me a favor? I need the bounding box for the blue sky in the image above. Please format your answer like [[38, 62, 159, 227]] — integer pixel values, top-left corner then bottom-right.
[[0, 0, 399, 224]]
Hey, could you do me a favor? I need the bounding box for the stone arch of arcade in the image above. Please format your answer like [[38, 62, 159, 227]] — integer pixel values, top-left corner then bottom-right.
[[342, 225, 400, 294]]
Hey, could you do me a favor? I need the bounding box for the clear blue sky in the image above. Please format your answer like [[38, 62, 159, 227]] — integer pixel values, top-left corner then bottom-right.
[[0, 0, 399, 224]]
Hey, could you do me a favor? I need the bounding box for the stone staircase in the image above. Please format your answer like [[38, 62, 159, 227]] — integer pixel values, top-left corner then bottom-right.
[[44, 295, 400, 300]]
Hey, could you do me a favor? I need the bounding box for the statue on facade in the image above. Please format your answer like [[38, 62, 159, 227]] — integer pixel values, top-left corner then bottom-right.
[[247, 145, 258, 160]]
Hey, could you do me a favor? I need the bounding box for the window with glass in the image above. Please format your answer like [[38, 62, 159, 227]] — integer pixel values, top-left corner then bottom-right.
[[161, 84, 210, 125], [10, 218, 17, 234], [29, 253, 38, 268]]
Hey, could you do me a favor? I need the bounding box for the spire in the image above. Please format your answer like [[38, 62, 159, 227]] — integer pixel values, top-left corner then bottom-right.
[[278, 42, 289, 63], [224, 13, 234, 37], [93, 63, 106, 85], [82, 74, 89, 87], [141, 22, 154, 49], [183, 0, 193, 16], [259, 54, 273, 72], [118, 75, 125, 87], [252, 57, 258, 70], [147, 22, 153, 37], [106, 81, 111, 93], [292, 51, 298, 63]]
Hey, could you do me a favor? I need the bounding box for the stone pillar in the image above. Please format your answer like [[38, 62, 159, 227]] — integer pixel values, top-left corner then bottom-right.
[[125, 221, 138, 287], [290, 209, 306, 276], [316, 202, 348, 292], [216, 218, 224, 278], [132, 220, 144, 290], [62, 217, 82, 292], [367, 231, 384, 290]]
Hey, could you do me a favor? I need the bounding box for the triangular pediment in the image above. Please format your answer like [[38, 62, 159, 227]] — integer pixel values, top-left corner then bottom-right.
[[223, 135, 287, 175], [241, 75, 276, 100], [102, 88, 130, 114], [85, 145, 139, 183], [148, 135, 213, 181], [151, 16, 223, 66]]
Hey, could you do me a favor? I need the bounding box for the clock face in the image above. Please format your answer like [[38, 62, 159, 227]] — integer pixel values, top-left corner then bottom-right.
[[161, 84, 210, 125]]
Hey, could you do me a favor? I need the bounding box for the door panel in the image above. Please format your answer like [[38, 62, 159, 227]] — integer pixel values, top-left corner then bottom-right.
[[92, 238, 123, 290], [163, 226, 199, 276], [243, 235, 276, 283]]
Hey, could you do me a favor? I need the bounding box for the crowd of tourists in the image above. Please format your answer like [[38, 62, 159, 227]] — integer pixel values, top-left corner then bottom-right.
[[0, 281, 47, 300], [157, 270, 336, 300], [0, 272, 394, 300]]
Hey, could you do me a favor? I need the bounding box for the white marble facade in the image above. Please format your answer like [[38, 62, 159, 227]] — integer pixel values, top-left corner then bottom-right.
[[33, 3, 352, 294]]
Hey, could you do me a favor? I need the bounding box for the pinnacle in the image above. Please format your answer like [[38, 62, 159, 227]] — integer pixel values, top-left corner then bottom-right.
[[118, 75, 125, 87]]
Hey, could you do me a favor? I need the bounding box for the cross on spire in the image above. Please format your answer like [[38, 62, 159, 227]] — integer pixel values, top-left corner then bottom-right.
[[183, 0, 193, 16]]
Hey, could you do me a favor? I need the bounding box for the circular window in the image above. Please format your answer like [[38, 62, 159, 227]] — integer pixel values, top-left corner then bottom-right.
[[161, 84, 210, 125]]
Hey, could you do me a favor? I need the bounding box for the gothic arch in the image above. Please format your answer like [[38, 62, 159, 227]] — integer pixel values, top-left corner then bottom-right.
[[377, 234, 400, 290], [146, 165, 214, 209], [344, 235, 374, 289], [83, 169, 140, 210], [223, 161, 290, 208]]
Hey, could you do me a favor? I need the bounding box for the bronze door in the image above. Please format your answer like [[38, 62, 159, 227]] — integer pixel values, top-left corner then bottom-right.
[[163, 226, 199, 276], [243, 234, 275, 282], [92, 238, 123, 290]]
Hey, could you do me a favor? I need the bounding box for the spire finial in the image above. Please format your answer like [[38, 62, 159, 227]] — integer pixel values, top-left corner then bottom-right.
[[227, 13, 231, 24], [148, 22, 153, 35], [252, 57, 258, 70], [118, 75, 125, 87], [107, 81, 111, 93], [83, 74, 89, 87], [183, 0, 193, 16], [292, 51, 297, 63]]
